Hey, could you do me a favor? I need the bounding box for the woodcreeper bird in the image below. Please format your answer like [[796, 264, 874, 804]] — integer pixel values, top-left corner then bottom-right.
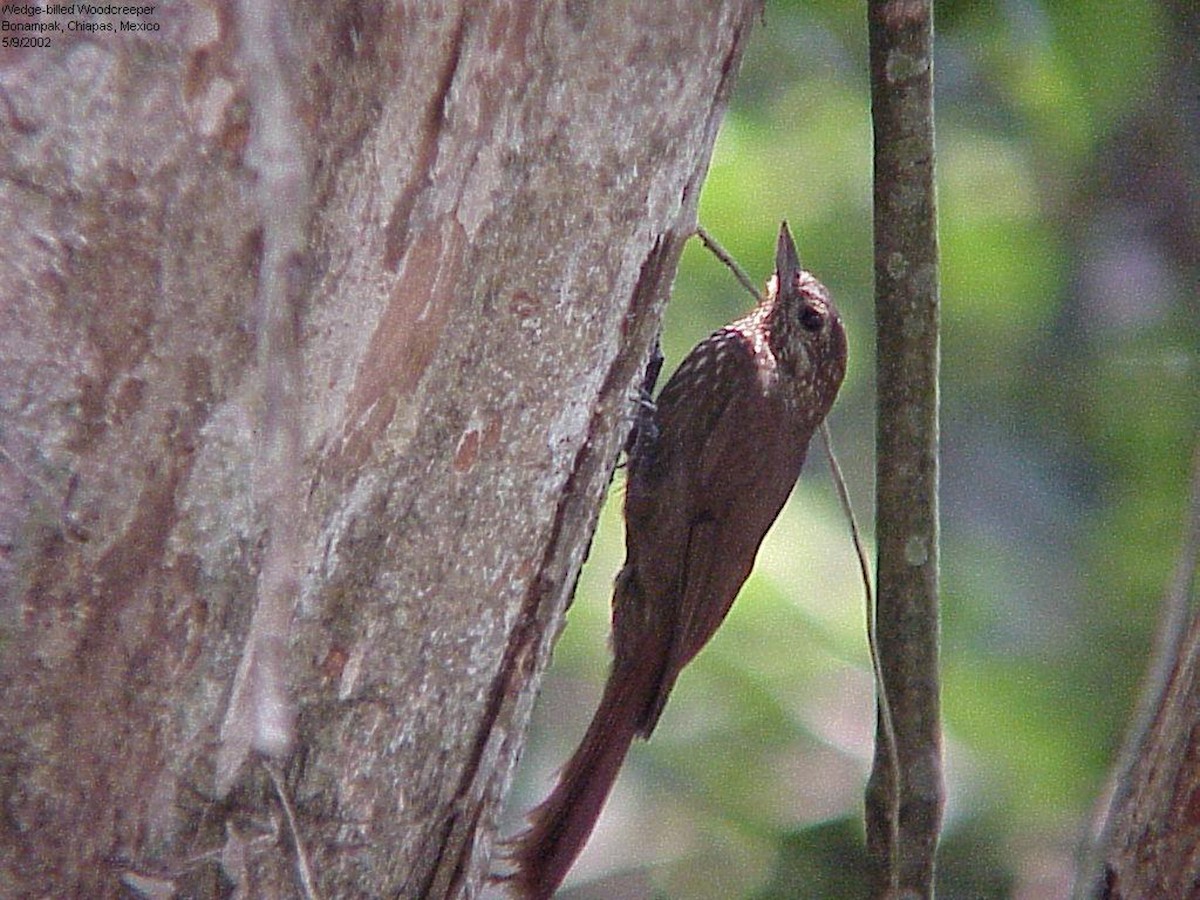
[[504, 221, 848, 898]]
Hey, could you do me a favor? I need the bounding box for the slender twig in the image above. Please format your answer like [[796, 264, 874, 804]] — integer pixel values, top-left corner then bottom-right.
[[821, 423, 900, 884], [694, 224, 763, 302], [267, 760, 322, 900]]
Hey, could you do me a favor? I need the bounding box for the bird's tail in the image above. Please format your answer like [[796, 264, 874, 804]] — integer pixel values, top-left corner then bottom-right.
[[500, 657, 656, 899]]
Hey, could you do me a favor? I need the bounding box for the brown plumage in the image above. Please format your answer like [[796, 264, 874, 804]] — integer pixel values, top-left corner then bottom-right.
[[503, 222, 848, 898]]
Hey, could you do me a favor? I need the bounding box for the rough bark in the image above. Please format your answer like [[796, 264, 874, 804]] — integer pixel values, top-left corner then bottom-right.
[[865, 0, 944, 895], [0, 2, 760, 897], [1085, 446, 1200, 899], [1070, 1, 1200, 894]]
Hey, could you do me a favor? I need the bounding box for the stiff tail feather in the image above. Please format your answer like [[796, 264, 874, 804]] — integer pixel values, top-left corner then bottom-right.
[[501, 657, 658, 899]]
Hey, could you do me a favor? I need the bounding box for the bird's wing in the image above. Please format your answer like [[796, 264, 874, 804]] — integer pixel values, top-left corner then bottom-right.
[[630, 329, 779, 734]]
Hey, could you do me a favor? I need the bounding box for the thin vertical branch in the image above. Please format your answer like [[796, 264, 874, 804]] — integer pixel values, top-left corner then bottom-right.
[[216, 0, 311, 795], [866, 0, 943, 896]]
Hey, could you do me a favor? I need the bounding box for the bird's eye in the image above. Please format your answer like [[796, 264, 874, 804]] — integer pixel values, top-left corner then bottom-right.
[[798, 304, 825, 332]]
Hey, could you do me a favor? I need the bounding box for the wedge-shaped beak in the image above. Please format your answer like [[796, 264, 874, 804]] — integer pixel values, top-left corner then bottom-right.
[[775, 220, 802, 292]]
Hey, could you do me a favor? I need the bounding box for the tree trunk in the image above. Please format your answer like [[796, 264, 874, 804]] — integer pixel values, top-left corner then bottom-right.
[[1083, 447, 1200, 898], [1071, 1, 1200, 894], [0, 2, 761, 896]]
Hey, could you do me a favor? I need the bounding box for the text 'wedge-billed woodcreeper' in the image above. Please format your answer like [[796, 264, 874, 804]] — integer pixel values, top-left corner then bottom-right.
[[503, 222, 848, 898]]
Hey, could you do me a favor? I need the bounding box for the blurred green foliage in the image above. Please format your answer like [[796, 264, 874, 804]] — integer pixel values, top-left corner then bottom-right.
[[510, 1, 1197, 896]]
